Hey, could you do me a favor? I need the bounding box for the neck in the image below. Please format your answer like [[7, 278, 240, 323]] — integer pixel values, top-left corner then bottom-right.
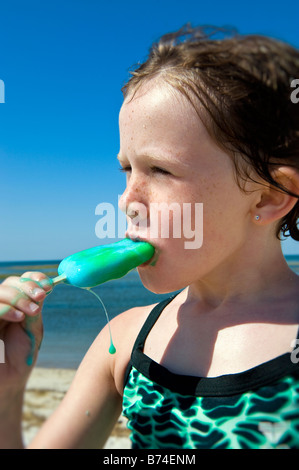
[[187, 237, 297, 309]]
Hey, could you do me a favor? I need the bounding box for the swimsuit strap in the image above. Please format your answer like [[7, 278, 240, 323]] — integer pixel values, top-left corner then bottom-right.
[[123, 295, 177, 389], [132, 295, 177, 351]]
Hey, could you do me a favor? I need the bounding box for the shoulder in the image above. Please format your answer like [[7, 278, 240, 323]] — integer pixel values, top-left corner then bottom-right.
[[111, 302, 157, 336], [92, 302, 158, 395]]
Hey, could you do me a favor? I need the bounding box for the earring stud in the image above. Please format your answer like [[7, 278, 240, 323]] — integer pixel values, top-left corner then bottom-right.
[[255, 215, 260, 221]]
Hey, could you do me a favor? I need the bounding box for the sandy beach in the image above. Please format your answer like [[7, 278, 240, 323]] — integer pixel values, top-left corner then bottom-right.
[[22, 367, 131, 449]]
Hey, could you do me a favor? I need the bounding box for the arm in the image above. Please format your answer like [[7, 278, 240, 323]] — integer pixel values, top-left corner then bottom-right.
[[0, 272, 52, 448], [28, 303, 154, 449], [28, 323, 124, 449], [0, 389, 24, 448]]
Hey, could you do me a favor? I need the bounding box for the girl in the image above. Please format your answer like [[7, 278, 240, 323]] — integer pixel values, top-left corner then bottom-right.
[[0, 25, 299, 449]]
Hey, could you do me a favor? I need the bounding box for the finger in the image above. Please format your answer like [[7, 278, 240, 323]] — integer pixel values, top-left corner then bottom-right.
[[0, 286, 41, 318], [0, 303, 25, 322], [20, 272, 54, 294], [3, 273, 53, 303]]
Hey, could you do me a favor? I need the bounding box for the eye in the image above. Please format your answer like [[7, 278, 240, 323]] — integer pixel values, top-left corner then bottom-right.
[[150, 166, 171, 176], [119, 165, 131, 173]]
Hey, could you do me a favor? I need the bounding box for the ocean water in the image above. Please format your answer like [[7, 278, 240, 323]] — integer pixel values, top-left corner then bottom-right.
[[0, 255, 298, 369]]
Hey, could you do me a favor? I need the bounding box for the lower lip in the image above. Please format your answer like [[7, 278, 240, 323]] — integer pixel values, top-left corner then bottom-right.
[[125, 234, 158, 266], [138, 259, 153, 268]]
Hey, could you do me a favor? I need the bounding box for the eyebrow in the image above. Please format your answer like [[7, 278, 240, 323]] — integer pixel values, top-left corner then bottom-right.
[[116, 152, 184, 168]]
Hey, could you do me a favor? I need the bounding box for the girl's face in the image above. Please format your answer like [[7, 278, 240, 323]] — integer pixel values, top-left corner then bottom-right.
[[118, 81, 256, 294]]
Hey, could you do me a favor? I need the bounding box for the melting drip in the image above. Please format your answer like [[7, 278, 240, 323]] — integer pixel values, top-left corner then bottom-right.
[[24, 317, 36, 366], [84, 287, 116, 355], [21, 276, 116, 354], [0, 277, 116, 364]]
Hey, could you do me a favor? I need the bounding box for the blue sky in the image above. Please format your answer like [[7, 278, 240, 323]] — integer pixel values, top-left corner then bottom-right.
[[0, 0, 298, 261]]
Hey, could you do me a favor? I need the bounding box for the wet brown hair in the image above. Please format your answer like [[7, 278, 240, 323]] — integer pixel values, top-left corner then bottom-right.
[[122, 25, 299, 240]]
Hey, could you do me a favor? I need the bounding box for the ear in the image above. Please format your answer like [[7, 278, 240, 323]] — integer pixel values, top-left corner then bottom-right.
[[253, 166, 299, 225]]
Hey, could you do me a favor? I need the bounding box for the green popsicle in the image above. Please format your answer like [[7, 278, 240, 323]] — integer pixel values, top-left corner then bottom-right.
[[53, 238, 155, 288]]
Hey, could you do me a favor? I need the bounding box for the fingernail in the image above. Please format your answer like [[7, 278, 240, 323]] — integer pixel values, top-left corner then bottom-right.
[[38, 278, 53, 288], [15, 309, 25, 320], [32, 288, 45, 297], [29, 302, 40, 313]]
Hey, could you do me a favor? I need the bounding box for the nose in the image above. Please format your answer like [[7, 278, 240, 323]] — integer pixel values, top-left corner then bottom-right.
[[118, 174, 148, 223], [118, 187, 130, 215], [118, 194, 148, 223], [119, 172, 140, 212]]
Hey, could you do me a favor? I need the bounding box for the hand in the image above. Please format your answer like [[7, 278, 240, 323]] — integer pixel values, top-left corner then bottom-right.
[[0, 272, 53, 392]]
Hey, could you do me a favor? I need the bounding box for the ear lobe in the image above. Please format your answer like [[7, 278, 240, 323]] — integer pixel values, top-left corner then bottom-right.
[[254, 166, 299, 225]]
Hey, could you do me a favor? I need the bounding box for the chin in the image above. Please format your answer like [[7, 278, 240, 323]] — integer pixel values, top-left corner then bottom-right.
[[137, 266, 185, 295]]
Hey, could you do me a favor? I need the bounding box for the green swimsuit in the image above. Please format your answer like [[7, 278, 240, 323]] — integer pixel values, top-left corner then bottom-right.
[[122, 296, 299, 449]]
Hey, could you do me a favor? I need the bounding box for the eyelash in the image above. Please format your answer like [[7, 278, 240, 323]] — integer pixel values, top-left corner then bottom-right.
[[119, 166, 131, 173], [152, 167, 170, 176], [119, 166, 170, 176]]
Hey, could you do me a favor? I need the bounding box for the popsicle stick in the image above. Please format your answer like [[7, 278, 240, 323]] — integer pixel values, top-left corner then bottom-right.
[[51, 273, 67, 285]]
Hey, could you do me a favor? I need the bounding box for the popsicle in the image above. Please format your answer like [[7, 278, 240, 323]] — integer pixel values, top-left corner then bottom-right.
[[52, 238, 155, 288]]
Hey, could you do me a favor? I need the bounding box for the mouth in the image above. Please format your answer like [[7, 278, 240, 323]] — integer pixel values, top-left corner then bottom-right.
[[126, 233, 147, 243], [125, 233, 159, 267]]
